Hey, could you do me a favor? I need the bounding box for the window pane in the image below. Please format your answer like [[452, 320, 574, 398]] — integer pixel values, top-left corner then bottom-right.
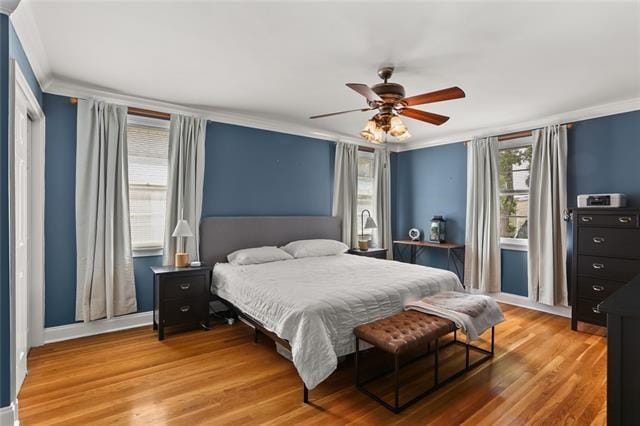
[[127, 118, 169, 250], [500, 194, 529, 239], [499, 146, 532, 192], [357, 151, 376, 244]]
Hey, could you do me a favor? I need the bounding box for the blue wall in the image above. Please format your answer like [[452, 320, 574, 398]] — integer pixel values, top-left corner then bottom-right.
[[393, 143, 467, 269], [8, 22, 42, 107], [42, 94, 336, 327], [392, 110, 640, 297], [1, 13, 11, 409], [202, 122, 334, 216]]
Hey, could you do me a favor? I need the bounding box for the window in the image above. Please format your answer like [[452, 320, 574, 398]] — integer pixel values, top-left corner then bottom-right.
[[127, 116, 170, 253], [357, 150, 376, 244], [498, 138, 532, 247]]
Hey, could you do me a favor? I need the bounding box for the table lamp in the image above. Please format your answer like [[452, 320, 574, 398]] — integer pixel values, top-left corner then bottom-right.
[[359, 209, 377, 251], [172, 218, 193, 267]]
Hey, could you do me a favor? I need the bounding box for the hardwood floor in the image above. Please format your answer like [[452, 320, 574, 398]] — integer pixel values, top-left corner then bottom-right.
[[18, 304, 606, 425]]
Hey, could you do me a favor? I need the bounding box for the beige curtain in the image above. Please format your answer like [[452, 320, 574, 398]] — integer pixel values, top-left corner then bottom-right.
[[75, 100, 137, 321], [374, 148, 392, 258], [464, 137, 501, 292], [332, 142, 358, 247], [163, 114, 207, 265], [528, 125, 568, 306]]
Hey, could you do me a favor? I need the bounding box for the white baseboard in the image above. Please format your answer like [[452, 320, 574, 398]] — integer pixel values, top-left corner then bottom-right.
[[491, 292, 571, 318], [43, 311, 153, 344], [0, 400, 18, 426]]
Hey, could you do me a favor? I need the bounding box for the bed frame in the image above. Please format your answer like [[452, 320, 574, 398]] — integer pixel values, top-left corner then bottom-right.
[[200, 216, 342, 403]]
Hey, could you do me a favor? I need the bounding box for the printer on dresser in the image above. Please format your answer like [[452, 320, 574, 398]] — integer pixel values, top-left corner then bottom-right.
[[570, 208, 640, 330]]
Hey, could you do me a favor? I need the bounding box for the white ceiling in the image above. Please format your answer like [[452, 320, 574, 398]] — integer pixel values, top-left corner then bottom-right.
[[13, 1, 640, 147]]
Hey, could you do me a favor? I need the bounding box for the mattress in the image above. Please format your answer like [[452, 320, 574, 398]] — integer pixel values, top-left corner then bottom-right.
[[212, 254, 463, 389]]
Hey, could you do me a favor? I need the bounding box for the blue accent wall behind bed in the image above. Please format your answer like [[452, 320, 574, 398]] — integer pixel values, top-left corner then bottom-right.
[[392, 109, 640, 297], [42, 93, 336, 327]]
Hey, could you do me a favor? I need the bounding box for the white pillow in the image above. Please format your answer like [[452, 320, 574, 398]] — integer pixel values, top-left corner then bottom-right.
[[282, 239, 348, 258], [227, 246, 293, 265]]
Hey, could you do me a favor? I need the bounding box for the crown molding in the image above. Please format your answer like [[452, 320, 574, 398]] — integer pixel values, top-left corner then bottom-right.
[[0, 0, 19, 15], [45, 77, 385, 149], [9, 0, 52, 88], [395, 97, 640, 153]]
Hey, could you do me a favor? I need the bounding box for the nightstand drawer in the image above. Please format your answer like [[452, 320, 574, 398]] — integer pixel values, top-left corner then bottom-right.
[[161, 274, 207, 300], [162, 299, 207, 326]]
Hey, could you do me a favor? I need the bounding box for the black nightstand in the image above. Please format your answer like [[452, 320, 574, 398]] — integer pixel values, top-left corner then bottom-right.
[[151, 265, 212, 340], [348, 248, 388, 259]]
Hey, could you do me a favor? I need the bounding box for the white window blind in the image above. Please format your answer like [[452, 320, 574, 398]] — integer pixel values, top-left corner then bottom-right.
[[127, 116, 170, 251], [357, 150, 376, 245]]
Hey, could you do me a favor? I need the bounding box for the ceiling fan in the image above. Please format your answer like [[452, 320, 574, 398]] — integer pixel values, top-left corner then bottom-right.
[[310, 66, 465, 144]]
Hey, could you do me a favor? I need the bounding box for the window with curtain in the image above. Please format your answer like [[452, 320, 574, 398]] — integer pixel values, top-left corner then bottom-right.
[[357, 149, 375, 244], [127, 115, 170, 252], [498, 137, 532, 245]]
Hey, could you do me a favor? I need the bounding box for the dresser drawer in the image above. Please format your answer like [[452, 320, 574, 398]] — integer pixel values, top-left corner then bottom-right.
[[575, 298, 606, 326], [577, 276, 625, 301], [162, 299, 207, 326], [161, 274, 207, 300], [578, 255, 640, 282], [578, 227, 640, 259], [577, 213, 638, 228]]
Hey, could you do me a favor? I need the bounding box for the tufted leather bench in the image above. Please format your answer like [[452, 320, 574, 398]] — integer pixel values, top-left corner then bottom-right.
[[354, 310, 456, 355], [353, 309, 494, 413]]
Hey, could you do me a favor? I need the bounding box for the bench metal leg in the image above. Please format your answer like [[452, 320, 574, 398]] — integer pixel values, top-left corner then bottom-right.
[[355, 337, 360, 386], [434, 337, 439, 385], [394, 355, 400, 412], [303, 384, 308, 403]]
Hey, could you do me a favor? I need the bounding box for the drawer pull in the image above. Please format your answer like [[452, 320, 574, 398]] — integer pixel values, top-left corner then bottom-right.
[[618, 216, 632, 223], [592, 263, 605, 270], [180, 305, 191, 312], [592, 285, 605, 292], [592, 237, 605, 244], [592, 305, 601, 314], [581, 216, 592, 223], [179, 283, 191, 290]]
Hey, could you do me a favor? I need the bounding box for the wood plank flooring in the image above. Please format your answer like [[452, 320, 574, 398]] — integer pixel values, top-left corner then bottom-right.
[[18, 304, 606, 425]]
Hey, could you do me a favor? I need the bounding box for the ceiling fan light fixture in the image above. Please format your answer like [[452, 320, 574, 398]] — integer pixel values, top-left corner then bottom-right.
[[395, 129, 412, 141], [388, 116, 408, 137], [360, 119, 377, 141]]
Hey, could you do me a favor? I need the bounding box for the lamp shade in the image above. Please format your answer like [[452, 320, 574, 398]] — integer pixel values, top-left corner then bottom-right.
[[172, 219, 193, 238], [364, 216, 377, 229]]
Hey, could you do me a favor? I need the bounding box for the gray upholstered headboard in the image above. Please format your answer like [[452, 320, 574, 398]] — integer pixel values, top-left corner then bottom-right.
[[199, 216, 341, 264]]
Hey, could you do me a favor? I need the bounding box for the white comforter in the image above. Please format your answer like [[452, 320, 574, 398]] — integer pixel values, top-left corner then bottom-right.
[[212, 254, 463, 389]]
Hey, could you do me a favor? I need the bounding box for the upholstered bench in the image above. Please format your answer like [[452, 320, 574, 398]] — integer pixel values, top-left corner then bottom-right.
[[354, 310, 494, 413]]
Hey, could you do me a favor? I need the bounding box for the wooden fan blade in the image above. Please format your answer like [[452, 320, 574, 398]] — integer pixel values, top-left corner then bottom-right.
[[403, 86, 465, 107], [400, 108, 450, 125], [346, 83, 383, 103], [309, 107, 371, 119]]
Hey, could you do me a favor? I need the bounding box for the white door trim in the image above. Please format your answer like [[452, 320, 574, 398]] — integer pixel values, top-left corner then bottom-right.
[[8, 59, 46, 409]]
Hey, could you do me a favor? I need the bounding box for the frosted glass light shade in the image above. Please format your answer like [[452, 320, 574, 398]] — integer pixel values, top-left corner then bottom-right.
[[172, 219, 193, 237]]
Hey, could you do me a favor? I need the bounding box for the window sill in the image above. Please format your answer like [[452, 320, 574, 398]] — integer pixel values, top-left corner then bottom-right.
[[133, 248, 163, 258], [500, 238, 528, 252]]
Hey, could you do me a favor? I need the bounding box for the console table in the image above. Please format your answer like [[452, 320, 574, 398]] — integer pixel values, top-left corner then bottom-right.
[[393, 240, 465, 283]]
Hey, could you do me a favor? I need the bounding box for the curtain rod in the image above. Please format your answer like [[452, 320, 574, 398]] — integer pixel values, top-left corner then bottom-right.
[[463, 123, 574, 146], [69, 97, 171, 120]]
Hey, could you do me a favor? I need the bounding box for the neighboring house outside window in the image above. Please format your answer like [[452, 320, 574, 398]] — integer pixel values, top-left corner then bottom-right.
[[498, 137, 532, 250], [127, 115, 170, 255], [356, 149, 376, 246]]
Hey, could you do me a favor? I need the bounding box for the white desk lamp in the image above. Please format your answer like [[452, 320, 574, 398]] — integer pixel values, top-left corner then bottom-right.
[[172, 218, 193, 267]]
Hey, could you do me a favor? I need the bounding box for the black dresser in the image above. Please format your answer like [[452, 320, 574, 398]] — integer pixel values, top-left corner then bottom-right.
[[570, 208, 640, 330], [599, 273, 640, 425]]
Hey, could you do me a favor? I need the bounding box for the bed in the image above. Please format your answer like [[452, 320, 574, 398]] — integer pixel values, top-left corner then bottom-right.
[[200, 216, 463, 397]]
